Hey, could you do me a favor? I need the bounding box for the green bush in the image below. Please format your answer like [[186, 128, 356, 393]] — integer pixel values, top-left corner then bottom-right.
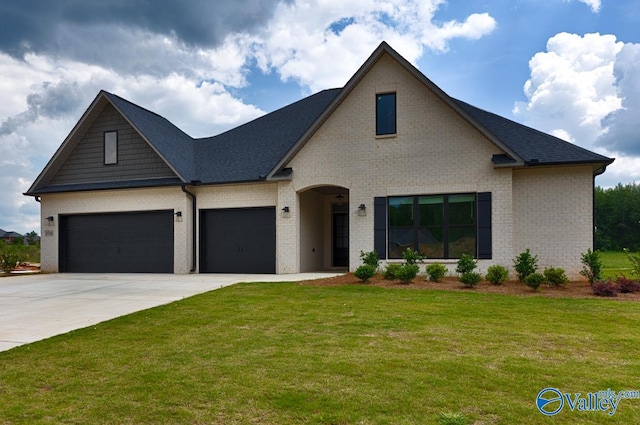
[[438, 411, 469, 425], [395, 264, 420, 284], [383, 263, 402, 280], [485, 265, 509, 285], [0, 245, 26, 274], [459, 271, 482, 287], [402, 247, 426, 265], [354, 265, 376, 283], [455, 254, 477, 275], [625, 249, 640, 277], [524, 272, 545, 292], [580, 249, 602, 284], [425, 263, 448, 282], [513, 249, 538, 282], [543, 267, 568, 286], [359, 250, 380, 269]]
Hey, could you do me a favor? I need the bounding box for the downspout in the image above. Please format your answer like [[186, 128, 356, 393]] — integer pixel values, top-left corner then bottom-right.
[[593, 166, 608, 251], [181, 184, 197, 273]]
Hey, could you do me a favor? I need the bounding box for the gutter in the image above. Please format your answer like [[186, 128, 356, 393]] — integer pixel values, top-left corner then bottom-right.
[[181, 184, 198, 273]]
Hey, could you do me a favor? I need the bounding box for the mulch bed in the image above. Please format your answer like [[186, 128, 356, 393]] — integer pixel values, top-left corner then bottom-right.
[[301, 273, 640, 301]]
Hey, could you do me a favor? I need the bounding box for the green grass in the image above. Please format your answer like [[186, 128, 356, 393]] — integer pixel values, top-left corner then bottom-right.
[[600, 250, 636, 279], [1, 283, 640, 424]]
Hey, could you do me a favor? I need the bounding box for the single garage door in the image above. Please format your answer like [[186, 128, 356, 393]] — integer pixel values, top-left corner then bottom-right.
[[60, 211, 174, 273], [200, 207, 276, 273]]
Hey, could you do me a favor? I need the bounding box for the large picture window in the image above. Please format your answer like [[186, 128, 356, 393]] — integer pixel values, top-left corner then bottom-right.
[[388, 194, 477, 259], [376, 93, 396, 135]]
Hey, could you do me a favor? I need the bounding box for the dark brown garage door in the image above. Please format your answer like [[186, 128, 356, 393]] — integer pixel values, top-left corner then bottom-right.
[[200, 207, 276, 273], [59, 211, 174, 273]]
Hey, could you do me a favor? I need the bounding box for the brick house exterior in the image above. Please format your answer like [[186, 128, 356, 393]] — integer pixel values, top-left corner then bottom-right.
[[26, 42, 613, 278]]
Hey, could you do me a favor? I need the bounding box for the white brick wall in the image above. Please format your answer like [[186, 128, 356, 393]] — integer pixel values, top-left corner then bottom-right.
[[513, 166, 594, 279]]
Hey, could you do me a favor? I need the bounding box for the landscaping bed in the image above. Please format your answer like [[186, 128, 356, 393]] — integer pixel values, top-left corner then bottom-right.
[[302, 272, 640, 300]]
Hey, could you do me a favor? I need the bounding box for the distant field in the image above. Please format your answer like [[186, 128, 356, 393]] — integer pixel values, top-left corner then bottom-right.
[[600, 250, 636, 279]]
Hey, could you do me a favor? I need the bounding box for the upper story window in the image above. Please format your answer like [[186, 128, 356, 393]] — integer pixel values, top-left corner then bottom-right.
[[104, 131, 118, 165], [376, 92, 396, 136]]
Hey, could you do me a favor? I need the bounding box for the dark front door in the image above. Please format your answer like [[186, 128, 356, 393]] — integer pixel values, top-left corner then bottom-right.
[[333, 212, 349, 267], [59, 211, 174, 273], [200, 207, 276, 273]]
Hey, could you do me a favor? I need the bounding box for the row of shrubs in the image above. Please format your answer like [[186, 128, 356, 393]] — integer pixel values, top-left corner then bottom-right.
[[354, 247, 640, 296], [0, 244, 40, 274]]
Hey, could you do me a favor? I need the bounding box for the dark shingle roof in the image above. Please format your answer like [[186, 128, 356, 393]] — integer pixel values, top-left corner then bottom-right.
[[193, 89, 341, 183], [0, 229, 22, 238], [454, 99, 613, 166]]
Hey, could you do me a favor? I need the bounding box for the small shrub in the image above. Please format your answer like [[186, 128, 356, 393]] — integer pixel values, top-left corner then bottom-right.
[[543, 267, 568, 286], [513, 249, 538, 282], [426, 263, 448, 282], [402, 247, 426, 265], [485, 265, 509, 285], [580, 248, 602, 284], [383, 263, 402, 280], [625, 249, 640, 277], [0, 245, 26, 274], [455, 254, 477, 275], [359, 250, 380, 269], [438, 411, 469, 425], [524, 272, 545, 292], [459, 271, 482, 287], [616, 276, 640, 294], [592, 280, 618, 297], [354, 265, 376, 283], [395, 264, 420, 284]]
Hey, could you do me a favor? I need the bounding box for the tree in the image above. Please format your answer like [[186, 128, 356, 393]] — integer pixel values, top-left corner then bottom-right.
[[595, 183, 640, 251]]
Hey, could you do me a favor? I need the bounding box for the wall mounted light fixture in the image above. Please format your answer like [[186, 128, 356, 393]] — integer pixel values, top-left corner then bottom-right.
[[175, 211, 183, 222], [46, 216, 55, 226], [358, 204, 367, 216], [281, 206, 291, 218]]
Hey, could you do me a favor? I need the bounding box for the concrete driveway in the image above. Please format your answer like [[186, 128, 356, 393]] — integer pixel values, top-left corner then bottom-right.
[[0, 272, 340, 352]]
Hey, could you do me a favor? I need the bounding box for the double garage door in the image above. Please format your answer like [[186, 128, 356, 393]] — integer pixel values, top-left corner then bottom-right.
[[59, 208, 276, 274], [59, 211, 175, 273]]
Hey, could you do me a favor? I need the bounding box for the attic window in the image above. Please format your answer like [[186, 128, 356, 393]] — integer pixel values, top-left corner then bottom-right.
[[104, 131, 118, 165], [376, 92, 396, 136]]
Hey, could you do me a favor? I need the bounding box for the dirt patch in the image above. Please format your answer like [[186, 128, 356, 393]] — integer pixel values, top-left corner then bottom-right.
[[301, 273, 640, 301]]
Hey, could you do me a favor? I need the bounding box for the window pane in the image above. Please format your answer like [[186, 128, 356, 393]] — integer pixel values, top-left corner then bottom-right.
[[419, 227, 444, 258], [449, 226, 476, 258], [419, 196, 443, 226], [389, 197, 413, 227], [104, 131, 117, 165], [376, 93, 396, 135], [449, 194, 475, 225], [389, 228, 414, 259]]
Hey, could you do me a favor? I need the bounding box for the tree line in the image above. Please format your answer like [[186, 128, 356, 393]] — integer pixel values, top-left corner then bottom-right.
[[595, 182, 640, 251]]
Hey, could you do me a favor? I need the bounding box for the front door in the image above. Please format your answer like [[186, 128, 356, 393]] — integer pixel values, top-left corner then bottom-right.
[[333, 212, 349, 267]]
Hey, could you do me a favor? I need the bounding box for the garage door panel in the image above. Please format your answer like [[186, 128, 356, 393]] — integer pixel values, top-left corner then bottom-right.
[[60, 211, 174, 273], [200, 207, 276, 274]]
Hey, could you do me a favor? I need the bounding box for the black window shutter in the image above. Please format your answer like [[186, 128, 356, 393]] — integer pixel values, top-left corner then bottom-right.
[[374, 197, 387, 259], [477, 192, 492, 259]]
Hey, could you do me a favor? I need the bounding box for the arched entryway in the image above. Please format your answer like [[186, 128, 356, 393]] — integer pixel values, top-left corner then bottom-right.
[[298, 185, 349, 272]]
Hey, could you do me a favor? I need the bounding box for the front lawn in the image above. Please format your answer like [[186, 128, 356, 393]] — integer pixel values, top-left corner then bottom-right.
[[1, 282, 639, 424], [600, 250, 636, 278]]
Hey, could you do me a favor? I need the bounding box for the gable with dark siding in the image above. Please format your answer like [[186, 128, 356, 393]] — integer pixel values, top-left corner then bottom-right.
[[50, 104, 177, 185]]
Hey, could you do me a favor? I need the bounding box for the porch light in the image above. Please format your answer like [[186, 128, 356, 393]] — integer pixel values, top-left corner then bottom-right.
[[358, 204, 366, 216], [334, 194, 344, 206], [46, 216, 55, 226], [175, 211, 182, 222], [281, 206, 291, 218]]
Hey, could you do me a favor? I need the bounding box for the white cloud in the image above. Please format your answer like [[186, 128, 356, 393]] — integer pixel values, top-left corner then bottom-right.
[[514, 32, 640, 187], [514, 32, 623, 149], [568, 0, 602, 13]]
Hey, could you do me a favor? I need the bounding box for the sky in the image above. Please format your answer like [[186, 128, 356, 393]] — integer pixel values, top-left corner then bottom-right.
[[1, 0, 639, 234]]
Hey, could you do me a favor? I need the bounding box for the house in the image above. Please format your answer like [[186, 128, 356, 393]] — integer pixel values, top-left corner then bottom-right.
[[25, 42, 613, 278], [0, 229, 23, 244]]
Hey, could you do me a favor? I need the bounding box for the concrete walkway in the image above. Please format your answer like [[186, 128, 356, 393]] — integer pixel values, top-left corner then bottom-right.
[[0, 272, 341, 352]]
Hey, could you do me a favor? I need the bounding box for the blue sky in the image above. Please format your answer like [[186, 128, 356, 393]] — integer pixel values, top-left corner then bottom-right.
[[0, 0, 638, 233]]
